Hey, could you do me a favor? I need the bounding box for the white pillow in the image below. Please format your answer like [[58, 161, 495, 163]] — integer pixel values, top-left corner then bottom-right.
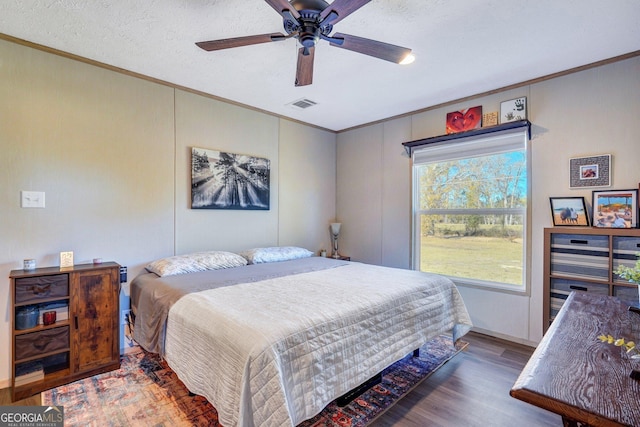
[[239, 246, 314, 264], [146, 251, 247, 277]]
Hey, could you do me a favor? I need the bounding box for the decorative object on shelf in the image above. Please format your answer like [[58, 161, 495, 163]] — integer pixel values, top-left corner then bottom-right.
[[42, 310, 57, 326], [549, 197, 590, 226], [592, 189, 638, 228], [60, 251, 74, 268], [191, 147, 270, 210], [500, 97, 527, 123], [15, 306, 38, 330], [482, 111, 498, 127], [37, 302, 69, 325], [569, 154, 611, 188], [445, 106, 482, 134], [330, 222, 342, 259], [23, 259, 36, 270], [320, 249, 327, 257]]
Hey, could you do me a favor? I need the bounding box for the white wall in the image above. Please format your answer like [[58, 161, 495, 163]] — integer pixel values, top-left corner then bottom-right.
[[337, 56, 640, 345], [0, 39, 337, 386]]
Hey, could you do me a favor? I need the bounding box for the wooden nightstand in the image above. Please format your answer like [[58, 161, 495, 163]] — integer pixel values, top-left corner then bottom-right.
[[330, 255, 350, 261], [10, 262, 121, 401]]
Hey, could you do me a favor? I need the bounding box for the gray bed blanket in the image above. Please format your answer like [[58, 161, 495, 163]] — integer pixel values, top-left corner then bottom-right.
[[130, 257, 350, 354]]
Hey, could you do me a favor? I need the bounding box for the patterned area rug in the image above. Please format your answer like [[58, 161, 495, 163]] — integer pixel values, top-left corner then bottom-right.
[[42, 336, 466, 427]]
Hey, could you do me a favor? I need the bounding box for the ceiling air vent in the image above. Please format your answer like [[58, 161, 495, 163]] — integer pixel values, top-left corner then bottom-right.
[[287, 98, 318, 110]]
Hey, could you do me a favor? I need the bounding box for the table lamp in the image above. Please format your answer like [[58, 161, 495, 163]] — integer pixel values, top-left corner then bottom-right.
[[330, 222, 342, 259]]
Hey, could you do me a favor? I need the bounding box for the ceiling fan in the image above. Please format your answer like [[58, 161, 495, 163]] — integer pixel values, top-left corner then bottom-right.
[[195, 0, 413, 86]]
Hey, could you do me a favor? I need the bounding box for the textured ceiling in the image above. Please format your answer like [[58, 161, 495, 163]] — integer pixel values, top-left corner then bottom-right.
[[1, 0, 639, 131]]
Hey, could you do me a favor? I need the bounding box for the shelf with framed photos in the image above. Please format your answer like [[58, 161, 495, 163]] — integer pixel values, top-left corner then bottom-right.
[[543, 227, 640, 332], [10, 262, 121, 401]]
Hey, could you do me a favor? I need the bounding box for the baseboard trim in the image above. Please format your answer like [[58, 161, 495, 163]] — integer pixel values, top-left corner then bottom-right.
[[470, 327, 538, 348]]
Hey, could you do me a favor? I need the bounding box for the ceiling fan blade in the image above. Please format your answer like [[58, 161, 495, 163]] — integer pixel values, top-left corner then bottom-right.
[[196, 33, 286, 51], [295, 46, 315, 87], [264, 0, 300, 19], [329, 32, 412, 64], [320, 0, 371, 25]]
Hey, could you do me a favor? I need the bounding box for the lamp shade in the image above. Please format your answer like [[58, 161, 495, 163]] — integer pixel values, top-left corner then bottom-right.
[[330, 222, 342, 236]]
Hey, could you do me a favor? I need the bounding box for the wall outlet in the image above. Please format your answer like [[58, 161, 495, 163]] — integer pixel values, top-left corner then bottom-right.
[[21, 191, 45, 208]]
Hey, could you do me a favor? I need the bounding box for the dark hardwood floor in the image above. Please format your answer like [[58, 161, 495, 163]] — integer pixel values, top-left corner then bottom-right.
[[2, 332, 561, 426], [370, 331, 562, 427]]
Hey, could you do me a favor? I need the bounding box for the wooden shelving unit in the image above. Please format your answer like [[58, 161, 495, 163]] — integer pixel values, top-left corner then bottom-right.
[[10, 262, 121, 401], [543, 227, 640, 332]]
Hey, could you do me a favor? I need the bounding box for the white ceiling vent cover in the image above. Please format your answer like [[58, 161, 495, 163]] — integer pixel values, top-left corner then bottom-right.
[[287, 98, 318, 110]]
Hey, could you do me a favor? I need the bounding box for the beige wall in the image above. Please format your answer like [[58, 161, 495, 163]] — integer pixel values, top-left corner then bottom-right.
[[0, 39, 336, 386], [337, 56, 640, 345]]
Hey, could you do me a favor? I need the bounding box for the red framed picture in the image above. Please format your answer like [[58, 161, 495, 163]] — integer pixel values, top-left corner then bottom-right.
[[445, 106, 482, 134]]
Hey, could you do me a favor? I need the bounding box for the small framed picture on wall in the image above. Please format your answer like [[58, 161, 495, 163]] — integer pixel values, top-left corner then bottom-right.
[[569, 154, 611, 188]]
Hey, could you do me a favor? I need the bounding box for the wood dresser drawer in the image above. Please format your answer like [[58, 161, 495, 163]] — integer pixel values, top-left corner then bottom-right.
[[613, 285, 639, 305], [15, 274, 69, 304], [15, 326, 69, 361], [549, 278, 608, 322], [550, 233, 609, 280]]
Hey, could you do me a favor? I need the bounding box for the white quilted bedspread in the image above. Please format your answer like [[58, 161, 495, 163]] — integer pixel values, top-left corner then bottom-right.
[[165, 262, 472, 427]]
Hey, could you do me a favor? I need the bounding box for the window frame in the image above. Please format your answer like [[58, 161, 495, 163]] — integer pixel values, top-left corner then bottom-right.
[[404, 121, 531, 295]]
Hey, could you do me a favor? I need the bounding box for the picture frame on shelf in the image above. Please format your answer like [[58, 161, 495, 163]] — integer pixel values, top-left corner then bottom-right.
[[445, 106, 482, 134], [482, 111, 498, 127], [500, 97, 527, 123], [569, 154, 611, 188], [592, 189, 638, 228], [549, 197, 590, 226]]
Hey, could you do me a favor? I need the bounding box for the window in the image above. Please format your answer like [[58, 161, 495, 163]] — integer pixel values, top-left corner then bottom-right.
[[410, 125, 529, 291]]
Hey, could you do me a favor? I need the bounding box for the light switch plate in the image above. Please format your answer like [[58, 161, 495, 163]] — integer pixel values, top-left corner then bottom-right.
[[21, 191, 45, 208]]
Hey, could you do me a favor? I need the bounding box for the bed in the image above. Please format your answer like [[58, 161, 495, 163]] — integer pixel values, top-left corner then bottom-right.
[[131, 248, 472, 427]]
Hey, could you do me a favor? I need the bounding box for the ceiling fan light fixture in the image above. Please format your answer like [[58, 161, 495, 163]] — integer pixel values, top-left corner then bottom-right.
[[197, 0, 413, 85], [400, 53, 415, 65]]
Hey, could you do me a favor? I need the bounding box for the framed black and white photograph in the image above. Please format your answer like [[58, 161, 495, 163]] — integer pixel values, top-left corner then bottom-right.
[[191, 147, 270, 210], [500, 97, 527, 123], [549, 197, 590, 226], [592, 189, 638, 228], [569, 154, 611, 188]]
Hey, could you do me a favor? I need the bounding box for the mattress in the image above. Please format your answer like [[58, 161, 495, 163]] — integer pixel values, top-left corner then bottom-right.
[[134, 258, 473, 426]]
